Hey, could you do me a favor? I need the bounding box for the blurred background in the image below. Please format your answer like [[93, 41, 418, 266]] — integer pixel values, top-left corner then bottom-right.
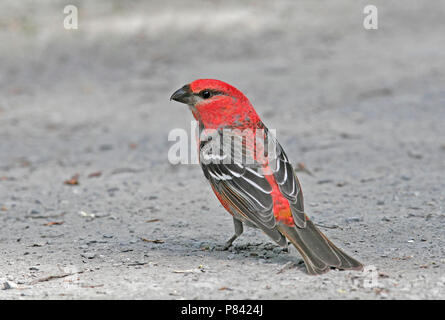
[[1, 1, 444, 164], [0, 0, 444, 299]]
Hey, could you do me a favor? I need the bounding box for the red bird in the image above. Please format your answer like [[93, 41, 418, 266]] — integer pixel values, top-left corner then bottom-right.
[[171, 79, 363, 275]]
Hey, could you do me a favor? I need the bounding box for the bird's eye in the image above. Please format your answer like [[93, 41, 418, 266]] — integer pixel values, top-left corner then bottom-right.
[[200, 90, 212, 99]]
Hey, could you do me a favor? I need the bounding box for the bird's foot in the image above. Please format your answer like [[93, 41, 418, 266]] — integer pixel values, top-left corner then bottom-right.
[[214, 241, 233, 251]]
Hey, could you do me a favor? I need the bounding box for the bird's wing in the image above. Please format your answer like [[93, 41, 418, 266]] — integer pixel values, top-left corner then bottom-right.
[[266, 129, 307, 228], [199, 128, 286, 245]]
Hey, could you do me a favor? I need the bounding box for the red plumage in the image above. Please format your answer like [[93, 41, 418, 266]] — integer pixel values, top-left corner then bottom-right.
[[171, 79, 363, 275]]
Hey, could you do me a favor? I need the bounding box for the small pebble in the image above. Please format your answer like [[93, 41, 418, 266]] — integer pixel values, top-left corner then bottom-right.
[[1, 280, 17, 290], [81, 252, 96, 259], [99, 144, 113, 151], [317, 179, 333, 185]]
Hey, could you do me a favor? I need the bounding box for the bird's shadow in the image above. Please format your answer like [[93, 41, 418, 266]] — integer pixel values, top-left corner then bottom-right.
[[141, 237, 308, 274]]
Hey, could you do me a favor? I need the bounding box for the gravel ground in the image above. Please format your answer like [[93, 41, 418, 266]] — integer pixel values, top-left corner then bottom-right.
[[1, 0, 444, 299]]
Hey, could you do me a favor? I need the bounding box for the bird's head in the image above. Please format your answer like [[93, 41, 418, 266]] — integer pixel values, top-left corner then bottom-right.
[[170, 79, 259, 129]]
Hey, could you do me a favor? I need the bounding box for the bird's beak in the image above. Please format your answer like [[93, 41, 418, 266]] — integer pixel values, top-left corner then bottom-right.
[[170, 84, 193, 105]]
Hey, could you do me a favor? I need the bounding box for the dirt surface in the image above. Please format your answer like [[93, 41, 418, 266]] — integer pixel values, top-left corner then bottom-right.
[[1, 0, 444, 299]]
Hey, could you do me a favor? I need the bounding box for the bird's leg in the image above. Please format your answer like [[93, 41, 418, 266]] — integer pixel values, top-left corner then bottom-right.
[[217, 218, 243, 251], [224, 218, 244, 249]]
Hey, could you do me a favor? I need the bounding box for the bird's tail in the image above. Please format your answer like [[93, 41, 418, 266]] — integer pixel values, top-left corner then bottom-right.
[[278, 220, 363, 275]]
